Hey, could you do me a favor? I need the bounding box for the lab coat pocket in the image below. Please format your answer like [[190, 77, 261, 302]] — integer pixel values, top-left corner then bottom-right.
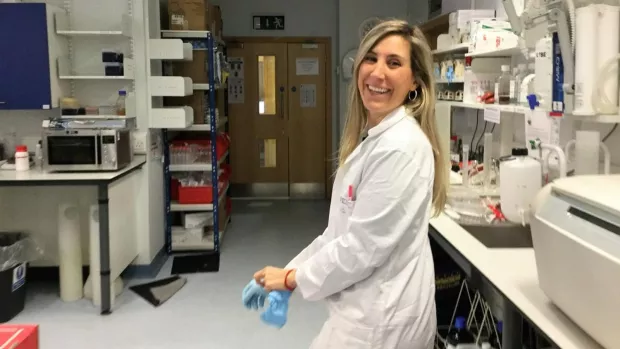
[[339, 196, 355, 216]]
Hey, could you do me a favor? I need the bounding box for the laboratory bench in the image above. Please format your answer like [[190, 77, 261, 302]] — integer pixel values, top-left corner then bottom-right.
[[429, 214, 604, 349], [0, 156, 146, 315]]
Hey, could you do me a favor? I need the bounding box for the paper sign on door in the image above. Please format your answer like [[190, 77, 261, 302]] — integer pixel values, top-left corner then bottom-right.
[[296, 58, 319, 75], [300, 84, 317, 108]]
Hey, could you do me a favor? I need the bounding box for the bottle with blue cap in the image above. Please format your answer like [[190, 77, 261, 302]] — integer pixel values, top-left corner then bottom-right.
[[446, 316, 477, 349]]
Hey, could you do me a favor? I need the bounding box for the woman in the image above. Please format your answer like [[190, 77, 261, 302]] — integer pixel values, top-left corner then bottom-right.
[[251, 19, 447, 348]]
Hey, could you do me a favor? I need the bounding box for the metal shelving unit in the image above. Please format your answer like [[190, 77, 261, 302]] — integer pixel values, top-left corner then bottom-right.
[[159, 30, 230, 256]]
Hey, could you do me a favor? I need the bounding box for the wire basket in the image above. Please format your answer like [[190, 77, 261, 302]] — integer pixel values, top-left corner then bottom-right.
[[435, 279, 503, 349]]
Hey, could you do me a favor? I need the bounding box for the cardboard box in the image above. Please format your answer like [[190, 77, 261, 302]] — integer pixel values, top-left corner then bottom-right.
[[173, 50, 209, 84], [168, 0, 212, 31], [213, 5, 223, 37], [0, 325, 38, 349], [165, 94, 210, 124]]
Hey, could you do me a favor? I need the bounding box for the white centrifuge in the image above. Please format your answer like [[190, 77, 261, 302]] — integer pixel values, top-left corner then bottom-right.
[[531, 175, 620, 349]]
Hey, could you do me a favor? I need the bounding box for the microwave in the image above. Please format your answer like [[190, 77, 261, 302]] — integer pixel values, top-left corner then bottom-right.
[[43, 128, 133, 172]]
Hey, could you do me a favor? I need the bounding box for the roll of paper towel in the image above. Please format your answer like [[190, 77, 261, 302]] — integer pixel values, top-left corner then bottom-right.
[[58, 203, 83, 302]]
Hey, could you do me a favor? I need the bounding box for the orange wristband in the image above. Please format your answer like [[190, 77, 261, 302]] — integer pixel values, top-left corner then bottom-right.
[[284, 269, 296, 291]]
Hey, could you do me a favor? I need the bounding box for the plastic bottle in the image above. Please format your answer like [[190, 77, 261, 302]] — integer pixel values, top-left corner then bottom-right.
[[515, 63, 528, 106], [446, 316, 477, 349], [510, 67, 519, 104], [35, 141, 43, 170], [116, 90, 127, 116], [15, 145, 29, 172], [499, 148, 542, 225], [497, 65, 512, 105]]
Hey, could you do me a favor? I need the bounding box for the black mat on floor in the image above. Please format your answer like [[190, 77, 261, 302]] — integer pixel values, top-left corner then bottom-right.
[[171, 253, 220, 274], [129, 275, 187, 307]]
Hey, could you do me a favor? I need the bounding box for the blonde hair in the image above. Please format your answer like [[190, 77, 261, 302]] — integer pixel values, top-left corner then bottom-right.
[[338, 19, 447, 216]]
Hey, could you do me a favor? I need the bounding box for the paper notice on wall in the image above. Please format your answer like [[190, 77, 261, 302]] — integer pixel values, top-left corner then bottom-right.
[[300, 84, 316, 108], [524, 109, 553, 159], [229, 57, 244, 79], [228, 78, 244, 104], [296, 58, 319, 75], [483, 106, 501, 124]]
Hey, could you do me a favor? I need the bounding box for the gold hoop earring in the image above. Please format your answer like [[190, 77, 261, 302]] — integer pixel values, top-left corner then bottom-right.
[[408, 90, 418, 101]]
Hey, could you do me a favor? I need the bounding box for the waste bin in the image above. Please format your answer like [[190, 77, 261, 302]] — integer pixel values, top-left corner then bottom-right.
[[0, 232, 39, 323]]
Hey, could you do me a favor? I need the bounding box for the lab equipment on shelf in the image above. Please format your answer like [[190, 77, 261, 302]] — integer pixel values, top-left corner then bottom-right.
[[565, 130, 612, 175], [531, 175, 620, 349], [169, 141, 212, 165]]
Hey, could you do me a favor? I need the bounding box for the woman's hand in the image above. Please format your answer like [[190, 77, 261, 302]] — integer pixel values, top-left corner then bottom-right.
[[254, 266, 297, 292]]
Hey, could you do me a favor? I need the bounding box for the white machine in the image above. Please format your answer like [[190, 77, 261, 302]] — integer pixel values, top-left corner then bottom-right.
[[503, 0, 620, 117], [531, 175, 620, 349]]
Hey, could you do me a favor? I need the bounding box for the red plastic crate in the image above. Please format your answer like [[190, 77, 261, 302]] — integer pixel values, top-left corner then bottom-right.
[[170, 178, 180, 201], [178, 181, 227, 205]]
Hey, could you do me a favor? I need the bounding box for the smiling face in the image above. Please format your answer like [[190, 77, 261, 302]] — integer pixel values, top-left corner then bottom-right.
[[357, 34, 417, 126]]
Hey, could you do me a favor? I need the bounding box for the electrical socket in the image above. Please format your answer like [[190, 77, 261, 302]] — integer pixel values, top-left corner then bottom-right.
[[132, 131, 148, 154]]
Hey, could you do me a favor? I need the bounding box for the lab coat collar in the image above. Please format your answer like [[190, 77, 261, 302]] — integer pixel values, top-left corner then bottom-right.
[[343, 106, 408, 166], [366, 105, 408, 139]]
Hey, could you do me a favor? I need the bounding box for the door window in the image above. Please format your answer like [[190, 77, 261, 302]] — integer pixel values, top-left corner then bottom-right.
[[258, 55, 276, 115]]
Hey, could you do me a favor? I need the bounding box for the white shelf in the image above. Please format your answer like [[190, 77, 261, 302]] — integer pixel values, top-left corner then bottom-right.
[[169, 151, 229, 172], [170, 182, 230, 212], [568, 113, 620, 124], [150, 76, 194, 97], [149, 39, 193, 61], [170, 215, 230, 252], [432, 43, 469, 55], [436, 78, 465, 84], [466, 46, 521, 58], [437, 101, 528, 113], [192, 84, 211, 91], [436, 101, 620, 123], [169, 117, 228, 131], [161, 30, 211, 39], [58, 57, 135, 80], [151, 106, 194, 129], [54, 13, 132, 37], [56, 115, 136, 120]]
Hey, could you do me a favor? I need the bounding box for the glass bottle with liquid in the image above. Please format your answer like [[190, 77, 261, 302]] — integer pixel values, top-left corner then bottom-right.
[[497, 65, 512, 105], [116, 90, 127, 116]]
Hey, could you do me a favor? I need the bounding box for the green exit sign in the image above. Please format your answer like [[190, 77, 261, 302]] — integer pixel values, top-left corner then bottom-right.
[[253, 16, 285, 30]]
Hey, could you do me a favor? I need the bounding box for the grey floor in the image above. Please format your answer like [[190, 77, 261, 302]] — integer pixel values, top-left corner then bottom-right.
[[10, 200, 330, 349]]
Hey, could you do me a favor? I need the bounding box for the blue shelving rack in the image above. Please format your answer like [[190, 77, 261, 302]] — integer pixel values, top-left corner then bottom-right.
[[160, 30, 229, 261]]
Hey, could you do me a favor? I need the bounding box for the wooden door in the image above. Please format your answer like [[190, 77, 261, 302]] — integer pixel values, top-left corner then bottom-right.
[[287, 43, 327, 199], [228, 42, 289, 197], [228, 40, 328, 198]]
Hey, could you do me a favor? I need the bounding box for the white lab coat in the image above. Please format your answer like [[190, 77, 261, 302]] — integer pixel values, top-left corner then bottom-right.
[[286, 106, 437, 349]]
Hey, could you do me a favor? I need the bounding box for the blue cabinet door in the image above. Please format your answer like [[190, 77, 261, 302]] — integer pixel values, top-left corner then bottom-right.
[[0, 3, 52, 110]]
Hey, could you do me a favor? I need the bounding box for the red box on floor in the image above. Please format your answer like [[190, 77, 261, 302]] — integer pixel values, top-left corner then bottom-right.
[[0, 325, 38, 349]]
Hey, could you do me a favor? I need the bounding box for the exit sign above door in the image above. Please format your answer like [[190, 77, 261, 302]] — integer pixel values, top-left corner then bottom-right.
[[253, 15, 285, 30]]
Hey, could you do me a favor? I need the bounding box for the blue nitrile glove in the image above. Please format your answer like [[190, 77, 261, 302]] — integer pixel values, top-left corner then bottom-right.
[[260, 290, 292, 329], [242, 280, 268, 310]]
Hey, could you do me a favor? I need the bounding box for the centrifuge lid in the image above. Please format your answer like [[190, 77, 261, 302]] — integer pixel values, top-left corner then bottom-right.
[[551, 175, 620, 218]]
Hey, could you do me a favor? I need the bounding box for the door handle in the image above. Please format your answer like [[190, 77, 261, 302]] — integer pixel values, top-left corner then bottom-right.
[[291, 86, 297, 92], [279, 86, 285, 120], [0, 102, 6, 105]]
